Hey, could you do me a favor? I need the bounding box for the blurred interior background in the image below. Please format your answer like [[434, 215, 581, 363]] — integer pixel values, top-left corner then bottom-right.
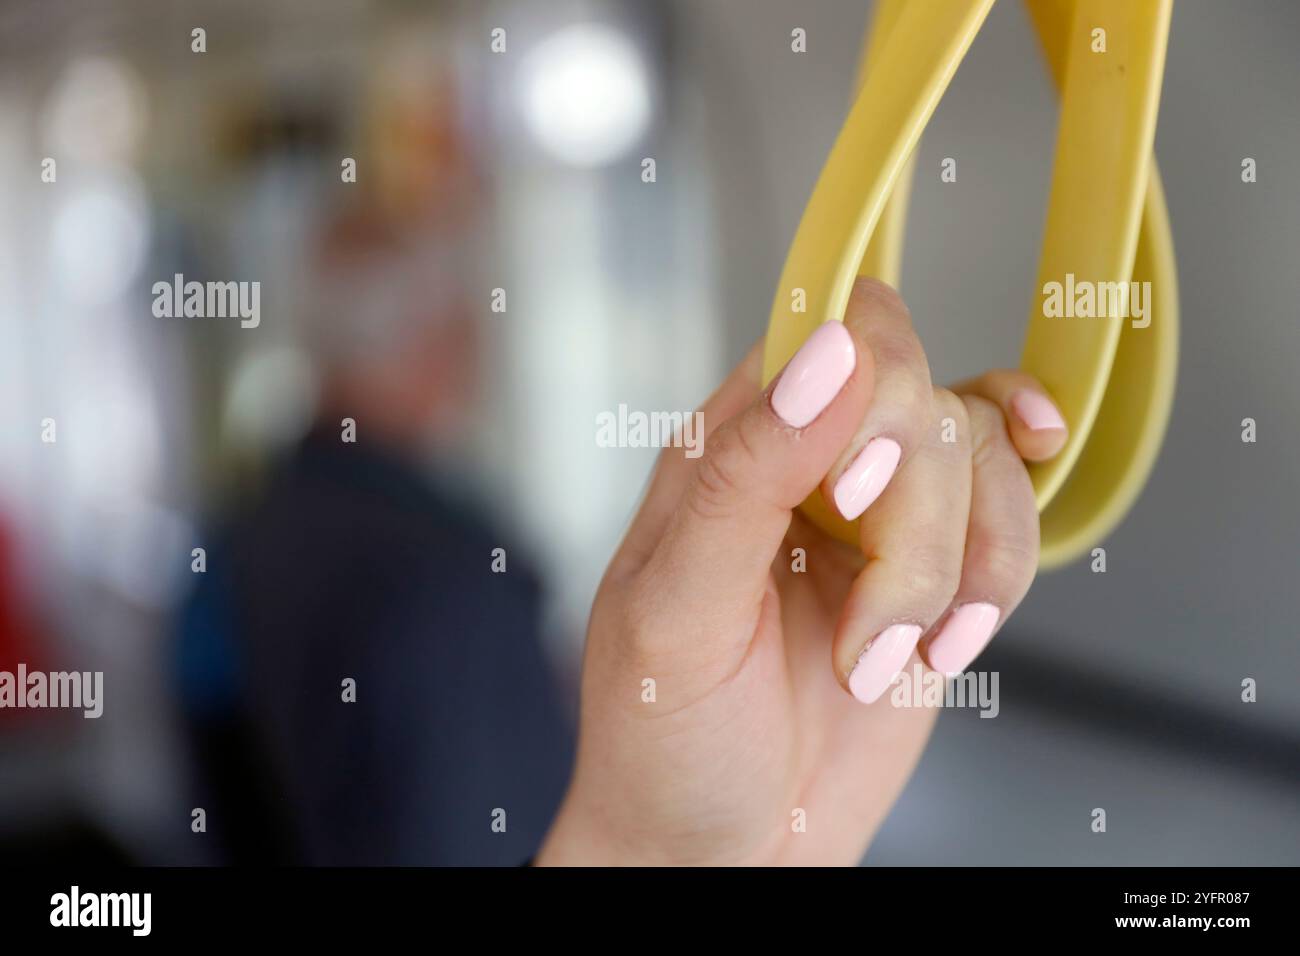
[[0, 0, 1296, 865]]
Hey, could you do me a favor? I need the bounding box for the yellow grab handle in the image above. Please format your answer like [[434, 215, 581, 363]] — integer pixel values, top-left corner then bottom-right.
[[762, 0, 1177, 569], [1025, 0, 1179, 567], [762, 0, 995, 383]]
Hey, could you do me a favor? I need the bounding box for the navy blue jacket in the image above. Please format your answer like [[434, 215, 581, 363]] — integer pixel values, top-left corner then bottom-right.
[[177, 430, 574, 865]]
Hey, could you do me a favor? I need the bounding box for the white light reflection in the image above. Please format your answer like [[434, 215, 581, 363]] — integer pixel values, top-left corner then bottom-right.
[[519, 23, 653, 168]]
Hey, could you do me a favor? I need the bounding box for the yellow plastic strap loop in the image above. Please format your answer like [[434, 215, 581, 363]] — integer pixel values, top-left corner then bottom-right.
[[761, 0, 1177, 569]]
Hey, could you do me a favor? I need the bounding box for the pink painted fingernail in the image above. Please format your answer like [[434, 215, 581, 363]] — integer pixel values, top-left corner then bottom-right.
[[770, 321, 857, 428], [848, 623, 922, 704], [833, 437, 902, 519], [1010, 390, 1066, 431], [926, 603, 1000, 675]]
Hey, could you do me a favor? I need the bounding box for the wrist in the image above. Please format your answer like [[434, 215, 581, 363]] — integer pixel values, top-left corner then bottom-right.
[[535, 798, 651, 867]]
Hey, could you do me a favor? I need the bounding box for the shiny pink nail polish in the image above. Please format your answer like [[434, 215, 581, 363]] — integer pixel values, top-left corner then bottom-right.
[[770, 321, 856, 428], [927, 603, 1000, 675], [848, 623, 922, 704], [833, 437, 902, 520], [1010, 389, 1066, 431]]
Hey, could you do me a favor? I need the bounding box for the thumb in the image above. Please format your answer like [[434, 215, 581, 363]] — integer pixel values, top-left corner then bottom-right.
[[643, 320, 872, 626]]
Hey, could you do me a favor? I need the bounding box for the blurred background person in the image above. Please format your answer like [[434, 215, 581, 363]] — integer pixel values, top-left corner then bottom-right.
[[175, 200, 574, 865]]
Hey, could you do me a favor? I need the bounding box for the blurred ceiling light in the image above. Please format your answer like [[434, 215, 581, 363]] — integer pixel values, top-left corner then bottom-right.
[[49, 173, 149, 306], [43, 56, 147, 164], [519, 23, 652, 168]]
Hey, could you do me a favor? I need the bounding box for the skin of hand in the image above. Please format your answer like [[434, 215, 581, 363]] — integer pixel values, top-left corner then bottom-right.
[[537, 278, 1069, 866]]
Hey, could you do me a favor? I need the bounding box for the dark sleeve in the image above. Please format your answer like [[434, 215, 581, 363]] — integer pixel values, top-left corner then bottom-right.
[[256, 550, 575, 866], [381, 559, 574, 865]]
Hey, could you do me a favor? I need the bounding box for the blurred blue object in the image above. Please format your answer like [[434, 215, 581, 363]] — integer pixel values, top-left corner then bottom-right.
[[174, 427, 574, 865]]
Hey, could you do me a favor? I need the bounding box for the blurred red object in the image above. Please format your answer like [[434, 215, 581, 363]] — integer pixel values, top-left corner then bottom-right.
[[0, 518, 47, 726]]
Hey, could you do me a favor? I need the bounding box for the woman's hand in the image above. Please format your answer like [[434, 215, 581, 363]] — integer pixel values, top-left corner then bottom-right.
[[538, 278, 1068, 866]]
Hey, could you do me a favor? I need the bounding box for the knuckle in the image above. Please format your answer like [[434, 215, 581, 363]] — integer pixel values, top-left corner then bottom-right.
[[870, 326, 928, 381], [871, 354, 934, 445], [975, 368, 1015, 394], [689, 454, 741, 521], [851, 275, 911, 322], [961, 393, 1009, 467], [619, 574, 668, 659], [961, 392, 1001, 428], [933, 386, 969, 425], [687, 420, 757, 520], [931, 387, 970, 448], [968, 527, 1039, 597], [892, 543, 962, 610]]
